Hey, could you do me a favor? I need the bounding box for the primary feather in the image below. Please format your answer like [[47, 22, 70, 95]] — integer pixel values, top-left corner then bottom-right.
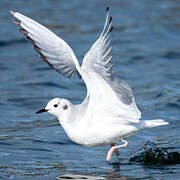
[[82, 7, 113, 80], [11, 10, 81, 78]]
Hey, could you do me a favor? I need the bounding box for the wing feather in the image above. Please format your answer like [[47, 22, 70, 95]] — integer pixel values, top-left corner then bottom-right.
[[81, 7, 141, 122], [11, 11, 81, 78], [82, 7, 114, 79]]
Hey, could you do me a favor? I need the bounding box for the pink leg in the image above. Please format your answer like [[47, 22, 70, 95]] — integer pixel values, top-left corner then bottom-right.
[[106, 140, 128, 161], [111, 144, 119, 156]]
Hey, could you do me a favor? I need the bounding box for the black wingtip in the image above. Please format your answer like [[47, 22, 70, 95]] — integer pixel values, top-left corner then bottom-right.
[[110, 26, 113, 32], [109, 16, 112, 23], [106, 6, 110, 12]]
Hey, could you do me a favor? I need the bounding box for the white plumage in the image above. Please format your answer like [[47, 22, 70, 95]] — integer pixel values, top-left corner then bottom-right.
[[11, 8, 169, 161]]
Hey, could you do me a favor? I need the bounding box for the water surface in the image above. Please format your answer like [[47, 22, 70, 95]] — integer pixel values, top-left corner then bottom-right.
[[1, 0, 180, 179]]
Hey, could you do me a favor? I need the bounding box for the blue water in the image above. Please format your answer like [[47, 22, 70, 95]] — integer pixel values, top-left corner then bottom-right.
[[1, 0, 180, 179]]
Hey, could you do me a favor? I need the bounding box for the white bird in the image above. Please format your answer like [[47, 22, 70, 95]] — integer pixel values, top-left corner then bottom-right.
[[10, 7, 169, 162]]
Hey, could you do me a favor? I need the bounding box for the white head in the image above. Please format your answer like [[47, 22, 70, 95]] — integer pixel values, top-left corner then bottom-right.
[[36, 98, 71, 118]]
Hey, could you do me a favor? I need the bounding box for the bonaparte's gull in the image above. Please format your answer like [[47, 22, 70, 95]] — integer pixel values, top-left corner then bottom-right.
[[11, 7, 169, 161]]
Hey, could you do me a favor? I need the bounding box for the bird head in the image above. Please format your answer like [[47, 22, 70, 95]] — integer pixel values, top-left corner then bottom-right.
[[36, 98, 70, 117]]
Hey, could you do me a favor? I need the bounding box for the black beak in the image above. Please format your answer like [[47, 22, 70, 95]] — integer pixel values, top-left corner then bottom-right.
[[35, 108, 48, 114]]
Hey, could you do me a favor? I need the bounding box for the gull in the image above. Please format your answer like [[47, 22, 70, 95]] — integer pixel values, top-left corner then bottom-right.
[[10, 7, 169, 162]]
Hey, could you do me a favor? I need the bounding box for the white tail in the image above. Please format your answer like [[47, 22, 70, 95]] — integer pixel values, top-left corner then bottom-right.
[[144, 119, 169, 128]]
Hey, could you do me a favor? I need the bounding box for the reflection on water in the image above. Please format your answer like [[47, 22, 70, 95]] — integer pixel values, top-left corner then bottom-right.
[[1, 0, 180, 179]]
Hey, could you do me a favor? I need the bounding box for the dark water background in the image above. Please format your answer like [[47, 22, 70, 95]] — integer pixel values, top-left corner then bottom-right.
[[1, 0, 180, 179]]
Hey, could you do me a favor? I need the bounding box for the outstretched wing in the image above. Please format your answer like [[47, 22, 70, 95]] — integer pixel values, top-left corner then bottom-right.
[[10, 11, 81, 78], [82, 7, 113, 80], [81, 7, 141, 123]]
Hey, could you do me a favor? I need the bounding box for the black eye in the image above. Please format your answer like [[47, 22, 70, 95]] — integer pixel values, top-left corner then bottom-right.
[[54, 104, 58, 108], [62, 105, 68, 110]]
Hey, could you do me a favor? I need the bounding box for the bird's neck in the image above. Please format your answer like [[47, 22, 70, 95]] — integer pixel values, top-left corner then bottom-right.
[[57, 104, 79, 133]]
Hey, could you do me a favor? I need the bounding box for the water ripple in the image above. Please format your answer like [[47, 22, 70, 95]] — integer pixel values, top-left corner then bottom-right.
[[1, 0, 180, 179], [0, 39, 26, 47], [22, 81, 69, 89]]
